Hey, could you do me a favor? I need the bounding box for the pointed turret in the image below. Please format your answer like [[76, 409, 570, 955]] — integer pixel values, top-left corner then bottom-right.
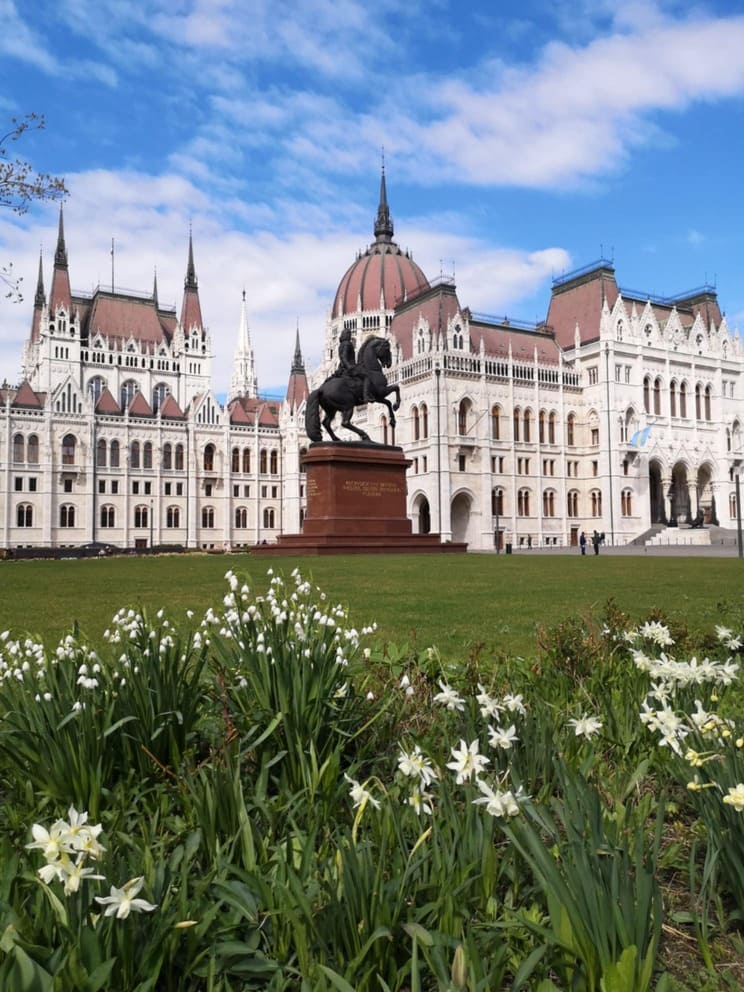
[[228, 290, 258, 401], [152, 268, 159, 309], [30, 251, 46, 342], [285, 324, 309, 412], [179, 230, 204, 334], [374, 163, 394, 244], [49, 205, 72, 315]]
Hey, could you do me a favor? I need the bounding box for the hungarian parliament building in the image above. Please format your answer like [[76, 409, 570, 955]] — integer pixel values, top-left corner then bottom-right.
[[2, 175, 743, 553]]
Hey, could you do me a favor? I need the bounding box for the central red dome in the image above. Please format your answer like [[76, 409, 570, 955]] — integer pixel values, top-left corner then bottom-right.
[[333, 173, 429, 318]]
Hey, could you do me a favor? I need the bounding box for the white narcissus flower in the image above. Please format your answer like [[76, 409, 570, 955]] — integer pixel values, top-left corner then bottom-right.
[[502, 693, 527, 716], [476, 684, 502, 719], [95, 877, 158, 919], [723, 784, 744, 812], [567, 715, 603, 740], [26, 822, 68, 862], [344, 773, 380, 810], [397, 745, 437, 787], [446, 739, 489, 784], [472, 779, 522, 818], [488, 723, 519, 750], [433, 681, 465, 712]]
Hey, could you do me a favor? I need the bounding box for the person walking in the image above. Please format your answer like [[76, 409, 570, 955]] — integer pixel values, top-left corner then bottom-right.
[[592, 530, 600, 555], [579, 531, 586, 555]]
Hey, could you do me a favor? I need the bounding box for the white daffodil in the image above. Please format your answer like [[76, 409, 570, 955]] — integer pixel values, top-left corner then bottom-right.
[[406, 786, 434, 815], [26, 822, 68, 863], [95, 877, 158, 919], [433, 681, 465, 711], [397, 745, 437, 787], [502, 693, 527, 715], [567, 714, 603, 740], [446, 739, 489, 784], [638, 621, 674, 647], [488, 723, 519, 750], [343, 773, 380, 809], [472, 779, 523, 818], [723, 784, 744, 812], [476, 684, 502, 719], [60, 858, 105, 895]]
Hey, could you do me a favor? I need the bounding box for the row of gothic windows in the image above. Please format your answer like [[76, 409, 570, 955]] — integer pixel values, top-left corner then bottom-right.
[[230, 448, 280, 474], [12, 433, 40, 464], [643, 377, 713, 420], [491, 487, 633, 519], [411, 404, 429, 441], [88, 377, 171, 413], [15, 503, 280, 529], [488, 406, 575, 446]]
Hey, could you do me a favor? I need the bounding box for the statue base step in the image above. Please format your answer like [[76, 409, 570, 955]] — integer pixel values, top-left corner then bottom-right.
[[253, 441, 466, 556]]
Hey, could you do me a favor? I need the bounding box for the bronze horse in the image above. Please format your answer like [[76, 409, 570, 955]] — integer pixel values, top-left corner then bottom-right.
[[305, 335, 401, 442]]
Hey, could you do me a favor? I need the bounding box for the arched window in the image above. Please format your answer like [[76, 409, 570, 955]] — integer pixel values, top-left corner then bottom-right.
[[412, 406, 420, 441], [231, 447, 240, 473], [100, 505, 115, 528], [17, 503, 33, 527], [381, 415, 388, 445], [523, 410, 532, 443], [27, 435, 39, 464], [548, 412, 557, 445], [517, 488, 530, 517], [491, 405, 501, 441], [727, 428, 732, 452], [679, 381, 688, 418], [538, 411, 546, 444], [234, 506, 248, 528], [109, 439, 120, 468], [152, 382, 169, 413], [175, 444, 184, 471], [13, 433, 24, 463], [542, 489, 556, 517], [731, 492, 738, 519], [566, 414, 575, 447], [513, 407, 521, 443], [670, 380, 677, 417], [62, 434, 76, 465], [704, 384, 712, 421], [270, 450, 278, 474], [120, 379, 138, 410], [567, 490, 579, 517], [166, 506, 180, 528], [591, 490, 602, 517], [458, 399, 470, 436], [130, 441, 140, 469], [88, 376, 106, 404], [204, 444, 215, 472], [299, 446, 307, 472], [134, 505, 149, 529], [653, 378, 661, 415], [60, 504, 75, 528], [621, 489, 633, 517], [242, 448, 251, 473], [695, 383, 702, 421], [163, 443, 172, 470], [616, 320, 623, 342], [491, 488, 504, 516], [201, 506, 214, 528], [259, 449, 267, 474], [96, 438, 107, 467], [263, 507, 275, 528], [421, 404, 429, 439], [643, 376, 651, 414], [143, 441, 153, 469]]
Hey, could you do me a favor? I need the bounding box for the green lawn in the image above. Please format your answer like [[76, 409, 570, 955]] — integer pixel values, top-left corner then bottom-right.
[[2, 552, 740, 658]]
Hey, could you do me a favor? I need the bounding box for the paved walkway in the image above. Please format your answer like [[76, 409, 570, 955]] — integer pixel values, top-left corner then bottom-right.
[[498, 542, 742, 557]]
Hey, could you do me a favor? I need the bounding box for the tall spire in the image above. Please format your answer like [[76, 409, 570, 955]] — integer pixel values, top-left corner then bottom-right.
[[285, 322, 309, 412], [34, 252, 45, 308], [374, 160, 394, 243], [152, 267, 159, 308], [49, 205, 72, 314], [184, 227, 198, 290], [228, 289, 257, 401], [54, 204, 68, 269], [179, 228, 204, 333]]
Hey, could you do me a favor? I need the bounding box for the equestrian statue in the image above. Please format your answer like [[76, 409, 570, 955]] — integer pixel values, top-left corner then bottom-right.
[[305, 330, 401, 443]]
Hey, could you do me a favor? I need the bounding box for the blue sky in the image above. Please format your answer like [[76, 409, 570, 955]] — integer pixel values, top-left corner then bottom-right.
[[2, 0, 744, 393]]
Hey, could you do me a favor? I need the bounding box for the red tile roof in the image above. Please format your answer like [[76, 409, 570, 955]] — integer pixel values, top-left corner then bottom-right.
[[159, 394, 184, 419], [85, 293, 176, 345], [285, 369, 309, 411], [546, 265, 619, 349], [128, 391, 154, 417], [12, 381, 43, 408], [95, 387, 121, 415]]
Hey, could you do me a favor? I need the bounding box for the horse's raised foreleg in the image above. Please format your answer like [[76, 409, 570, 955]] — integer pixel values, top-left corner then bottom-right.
[[339, 407, 371, 442]]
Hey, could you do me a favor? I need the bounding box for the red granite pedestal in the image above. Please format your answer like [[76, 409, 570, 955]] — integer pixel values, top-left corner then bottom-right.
[[255, 442, 466, 555]]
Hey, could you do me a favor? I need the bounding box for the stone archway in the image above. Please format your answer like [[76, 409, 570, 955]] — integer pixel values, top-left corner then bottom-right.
[[412, 494, 431, 535], [696, 463, 718, 524], [670, 462, 691, 525], [649, 459, 665, 524], [450, 492, 472, 544]]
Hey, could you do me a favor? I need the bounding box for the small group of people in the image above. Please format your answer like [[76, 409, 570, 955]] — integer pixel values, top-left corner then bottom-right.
[[579, 530, 605, 555]]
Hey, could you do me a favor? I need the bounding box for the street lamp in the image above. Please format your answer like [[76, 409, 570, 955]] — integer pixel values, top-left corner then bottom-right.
[[149, 499, 154, 550], [734, 459, 743, 559]]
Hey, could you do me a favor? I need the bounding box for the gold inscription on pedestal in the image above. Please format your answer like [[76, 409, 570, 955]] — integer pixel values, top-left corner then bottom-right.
[[341, 480, 402, 497], [307, 478, 320, 496]]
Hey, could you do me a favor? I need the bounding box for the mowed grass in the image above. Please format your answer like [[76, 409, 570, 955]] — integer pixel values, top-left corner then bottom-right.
[[1, 552, 741, 659]]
